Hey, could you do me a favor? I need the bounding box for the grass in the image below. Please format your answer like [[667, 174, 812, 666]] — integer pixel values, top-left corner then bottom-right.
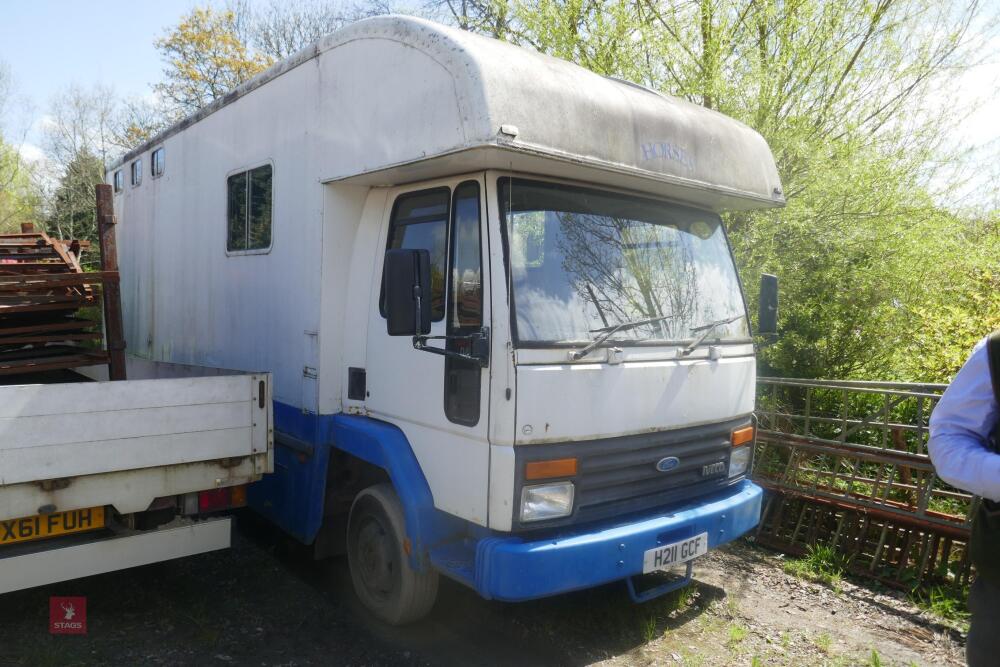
[[814, 632, 832, 653], [678, 648, 706, 666], [671, 582, 697, 613], [724, 595, 740, 619], [636, 582, 701, 643], [910, 584, 970, 628], [783, 544, 851, 591], [727, 623, 748, 647], [642, 616, 658, 643], [867, 648, 883, 667]]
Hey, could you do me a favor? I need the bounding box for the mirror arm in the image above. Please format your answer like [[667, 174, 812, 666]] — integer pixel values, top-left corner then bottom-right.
[[412, 328, 490, 368]]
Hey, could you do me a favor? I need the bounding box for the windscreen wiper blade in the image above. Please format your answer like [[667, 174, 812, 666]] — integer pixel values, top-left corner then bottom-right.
[[679, 313, 745, 356], [571, 313, 674, 360]]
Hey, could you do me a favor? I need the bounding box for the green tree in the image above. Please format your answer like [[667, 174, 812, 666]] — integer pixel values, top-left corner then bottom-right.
[[46, 149, 104, 245], [111, 96, 176, 154], [432, 0, 516, 37], [140, 2, 395, 146], [0, 62, 42, 233], [155, 7, 271, 114], [229, 0, 392, 60], [892, 211, 1000, 382], [0, 138, 41, 233]]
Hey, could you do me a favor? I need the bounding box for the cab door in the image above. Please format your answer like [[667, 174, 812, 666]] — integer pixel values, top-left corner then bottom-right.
[[364, 174, 492, 526]]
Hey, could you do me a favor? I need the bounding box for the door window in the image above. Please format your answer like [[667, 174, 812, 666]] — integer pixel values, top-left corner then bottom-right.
[[444, 181, 483, 426], [381, 188, 449, 321]]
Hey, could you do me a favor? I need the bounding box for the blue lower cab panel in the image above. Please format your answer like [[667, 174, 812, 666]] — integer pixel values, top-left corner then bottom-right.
[[431, 480, 762, 602], [249, 406, 465, 568], [247, 403, 334, 544]]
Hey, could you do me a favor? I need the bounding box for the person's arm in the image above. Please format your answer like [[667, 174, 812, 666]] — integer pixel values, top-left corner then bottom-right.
[[928, 336, 1000, 501]]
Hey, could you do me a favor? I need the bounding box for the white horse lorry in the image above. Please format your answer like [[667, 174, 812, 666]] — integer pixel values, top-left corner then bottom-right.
[[104, 16, 783, 623]]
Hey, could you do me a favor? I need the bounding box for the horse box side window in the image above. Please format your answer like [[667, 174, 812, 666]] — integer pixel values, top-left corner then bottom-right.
[[151, 148, 165, 178], [226, 164, 272, 253]]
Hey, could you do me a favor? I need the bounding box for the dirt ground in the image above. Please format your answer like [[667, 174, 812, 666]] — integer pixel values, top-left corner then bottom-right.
[[0, 512, 965, 666]]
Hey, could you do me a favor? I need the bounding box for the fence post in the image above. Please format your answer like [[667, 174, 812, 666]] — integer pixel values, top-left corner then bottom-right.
[[95, 184, 126, 381]]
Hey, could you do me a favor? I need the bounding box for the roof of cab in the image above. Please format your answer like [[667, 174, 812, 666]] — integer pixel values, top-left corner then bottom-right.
[[111, 15, 784, 211]]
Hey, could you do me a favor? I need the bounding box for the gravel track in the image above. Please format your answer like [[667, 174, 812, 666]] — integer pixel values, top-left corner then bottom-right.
[[0, 513, 965, 666]]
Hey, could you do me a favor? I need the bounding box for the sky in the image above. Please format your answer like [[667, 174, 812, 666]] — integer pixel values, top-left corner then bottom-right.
[[1, 2, 199, 104], [0, 1, 206, 154], [1, 1, 999, 208]]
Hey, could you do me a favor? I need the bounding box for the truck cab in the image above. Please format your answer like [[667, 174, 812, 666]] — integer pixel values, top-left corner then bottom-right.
[[344, 170, 769, 620]]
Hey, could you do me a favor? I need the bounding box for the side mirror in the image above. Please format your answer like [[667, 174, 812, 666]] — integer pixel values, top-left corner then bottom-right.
[[384, 249, 432, 336], [758, 273, 778, 336]]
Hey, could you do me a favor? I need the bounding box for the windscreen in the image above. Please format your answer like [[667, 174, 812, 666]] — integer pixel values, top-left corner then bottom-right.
[[499, 178, 749, 345]]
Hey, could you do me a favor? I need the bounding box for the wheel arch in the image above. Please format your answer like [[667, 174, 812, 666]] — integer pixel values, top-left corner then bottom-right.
[[328, 414, 464, 569]]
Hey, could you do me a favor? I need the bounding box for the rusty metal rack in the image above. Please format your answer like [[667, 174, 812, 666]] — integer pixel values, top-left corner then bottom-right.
[[752, 377, 974, 589], [0, 185, 125, 380]]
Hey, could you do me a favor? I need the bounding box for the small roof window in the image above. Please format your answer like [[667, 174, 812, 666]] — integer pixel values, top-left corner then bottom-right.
[[131, 159, 142, 187], [151, 147, 164, 178]]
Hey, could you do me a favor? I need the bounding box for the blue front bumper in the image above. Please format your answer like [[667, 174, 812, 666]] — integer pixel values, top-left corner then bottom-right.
[[467, 480, 762, 601]]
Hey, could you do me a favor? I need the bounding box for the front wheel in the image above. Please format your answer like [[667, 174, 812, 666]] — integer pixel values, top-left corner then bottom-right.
[[346, 483, 438, 625]]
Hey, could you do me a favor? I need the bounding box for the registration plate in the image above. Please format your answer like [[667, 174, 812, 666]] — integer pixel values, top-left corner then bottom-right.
[[642, 532, 709, 573], [0, 507, 105, 546]]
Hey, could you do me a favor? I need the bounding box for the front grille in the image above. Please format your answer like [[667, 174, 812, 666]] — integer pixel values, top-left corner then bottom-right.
[[513, 416, 751, 531]]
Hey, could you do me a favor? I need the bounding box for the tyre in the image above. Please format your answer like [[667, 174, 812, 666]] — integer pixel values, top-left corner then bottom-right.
[[346, 483, 439, 625]]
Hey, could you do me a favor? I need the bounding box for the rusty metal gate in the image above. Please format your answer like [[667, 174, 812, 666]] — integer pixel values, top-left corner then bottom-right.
[[753, 377, 974, 589]]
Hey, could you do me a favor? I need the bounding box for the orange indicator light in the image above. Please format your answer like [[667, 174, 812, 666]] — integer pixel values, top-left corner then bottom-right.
[[525, 458, 578, 480], [731, 426, 755, 447]]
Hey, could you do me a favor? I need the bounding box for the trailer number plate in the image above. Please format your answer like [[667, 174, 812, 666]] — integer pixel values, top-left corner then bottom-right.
[[0, 507, 105, 546], [642, 532, 708, 573]]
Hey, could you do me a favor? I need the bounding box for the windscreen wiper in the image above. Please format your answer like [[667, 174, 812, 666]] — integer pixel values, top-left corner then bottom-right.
[[571, 313, 675, 360], [679, 313, 745, 356]]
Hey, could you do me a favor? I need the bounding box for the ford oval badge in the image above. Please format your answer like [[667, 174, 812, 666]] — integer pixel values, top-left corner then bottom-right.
[[655, 456, 680, 473]]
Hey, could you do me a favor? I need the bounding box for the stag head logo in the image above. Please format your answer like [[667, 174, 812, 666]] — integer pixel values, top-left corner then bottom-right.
[[49, 596, 86, 635]]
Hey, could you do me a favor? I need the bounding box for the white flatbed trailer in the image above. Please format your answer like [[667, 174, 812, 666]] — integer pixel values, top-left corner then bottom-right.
[[0, 359, 272, 593]]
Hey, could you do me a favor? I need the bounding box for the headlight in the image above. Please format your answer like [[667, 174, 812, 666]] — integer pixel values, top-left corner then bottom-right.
[[729, 446, 752, 478], [520, 482, 575, 522]]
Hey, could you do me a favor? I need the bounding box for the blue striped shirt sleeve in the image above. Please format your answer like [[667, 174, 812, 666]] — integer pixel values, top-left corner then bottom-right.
[[928, 336, 1000, 501]]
